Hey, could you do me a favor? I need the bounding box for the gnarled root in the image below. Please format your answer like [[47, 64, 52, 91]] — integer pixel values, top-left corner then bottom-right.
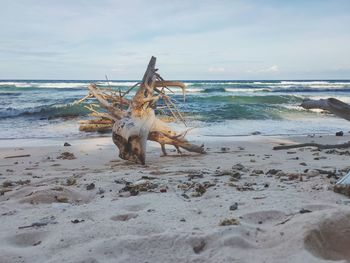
[[79, 56, 205, 164]]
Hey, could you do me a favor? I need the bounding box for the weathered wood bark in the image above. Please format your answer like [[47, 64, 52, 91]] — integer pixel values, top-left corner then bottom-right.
[[301, 98, 350, 121], [78, 56, 205, 164]]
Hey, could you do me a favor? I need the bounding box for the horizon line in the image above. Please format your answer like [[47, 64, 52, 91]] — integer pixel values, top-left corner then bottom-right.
[[0, 78, 350, 81]]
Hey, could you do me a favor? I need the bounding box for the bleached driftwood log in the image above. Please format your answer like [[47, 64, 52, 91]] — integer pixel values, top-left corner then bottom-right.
[[78, 56, 205, 164], [273, 142, 350, 151], [301, 98, 350, 121]]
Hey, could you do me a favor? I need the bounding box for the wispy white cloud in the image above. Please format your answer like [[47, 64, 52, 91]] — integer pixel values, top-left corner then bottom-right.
[[259, 65, 279, 73], [246, 65, 280, 74], [208, 67, 227, 73]]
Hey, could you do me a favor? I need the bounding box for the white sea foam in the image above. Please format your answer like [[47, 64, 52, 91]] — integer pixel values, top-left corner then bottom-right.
[[280, 81, 330, 85], [0, 81, 88, 89], [225, 88, 272, 92], [0, 82, 33, 87], [96, 81, 138, 87], [36, 83, 87, 88], [184, 82, 249, 86], [183, 88, 202, 93]]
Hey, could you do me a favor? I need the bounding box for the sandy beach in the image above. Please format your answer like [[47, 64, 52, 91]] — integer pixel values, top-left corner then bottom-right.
[[2, 0, 350, 262], [1, 134, 350, 263]]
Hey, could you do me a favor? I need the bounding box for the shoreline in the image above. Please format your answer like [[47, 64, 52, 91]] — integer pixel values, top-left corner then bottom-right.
[[0, 131, 348, 148]]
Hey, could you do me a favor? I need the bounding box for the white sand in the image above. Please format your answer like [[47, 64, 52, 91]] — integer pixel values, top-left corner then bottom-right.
[[1, 135, 350, 263]]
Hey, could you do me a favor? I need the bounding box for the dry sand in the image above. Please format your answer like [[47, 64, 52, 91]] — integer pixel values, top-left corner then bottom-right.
[[1, 134, 350, 263]]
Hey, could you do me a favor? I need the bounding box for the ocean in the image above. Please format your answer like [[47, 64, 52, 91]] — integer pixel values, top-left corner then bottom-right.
[[1, 80, 350, 140]]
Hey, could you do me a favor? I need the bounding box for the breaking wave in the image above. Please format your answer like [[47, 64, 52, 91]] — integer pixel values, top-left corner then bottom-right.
[[0, 104, 90, 119]]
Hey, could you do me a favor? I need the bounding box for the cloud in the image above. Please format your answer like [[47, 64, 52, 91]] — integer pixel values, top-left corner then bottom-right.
[[208, 67, 227, 73], [245, 65, 280, 74], [258, 65, 280, 73]]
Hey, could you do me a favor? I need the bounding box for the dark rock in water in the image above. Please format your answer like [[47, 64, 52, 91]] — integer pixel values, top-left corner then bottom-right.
[[229, 202, 238, 211], [64, 142, 71, 146], [86, 183, 95, 190], [251, 131, 261, 135], [336, 131, 344, 136], [252, 169, 264, 175]]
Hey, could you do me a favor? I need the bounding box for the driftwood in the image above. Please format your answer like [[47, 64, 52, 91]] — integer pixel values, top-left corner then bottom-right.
[[4, 154, 31, 159], [273, 142, 350, 151], [77, 56, 205, 164], [301, 98, 350, 121], [79, 119, 113, 133]]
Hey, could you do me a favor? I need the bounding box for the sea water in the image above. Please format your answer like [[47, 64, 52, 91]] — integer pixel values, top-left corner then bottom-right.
[[1, 80, 350, 140]]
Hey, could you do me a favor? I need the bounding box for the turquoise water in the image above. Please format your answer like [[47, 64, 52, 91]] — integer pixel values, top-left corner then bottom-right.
[[1, 80, 350, 139]]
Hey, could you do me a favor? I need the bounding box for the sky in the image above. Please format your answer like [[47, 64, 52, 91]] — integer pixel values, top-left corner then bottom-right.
[[0, 0, 350, 80]]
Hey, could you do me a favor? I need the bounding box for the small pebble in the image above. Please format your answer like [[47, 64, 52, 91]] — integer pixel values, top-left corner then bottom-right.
[[86, 183, 95, 190], [229, 202, 238, 211]]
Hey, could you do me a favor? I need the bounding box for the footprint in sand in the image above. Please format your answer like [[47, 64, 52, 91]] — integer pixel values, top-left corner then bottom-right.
[[111, 213, 138, 221], [240, 210, 287, 225], [123, 202, 150, 212], [18, 186, 92, 205], [7, 230, 48, 247], [304, 211, 350, 262]]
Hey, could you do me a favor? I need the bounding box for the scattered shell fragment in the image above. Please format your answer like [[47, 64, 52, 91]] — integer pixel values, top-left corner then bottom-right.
[[219, 218, 240, 226], [57, 152, 76, 160]]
